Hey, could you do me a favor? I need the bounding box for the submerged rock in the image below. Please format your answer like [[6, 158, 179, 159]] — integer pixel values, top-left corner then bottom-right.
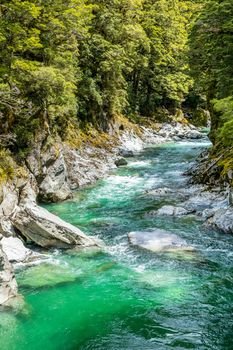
[[12, 204, 99, 249], [18, 262, 77, 288], [128, 229, 194, 253], [0, 245, 18, 307]]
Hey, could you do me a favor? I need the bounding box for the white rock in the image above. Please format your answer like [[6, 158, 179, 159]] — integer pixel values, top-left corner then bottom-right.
[[156, 205, 189, 217], [1, 237, 32, 263], [12, 203, 99, 249], [128, 229, 194, 252], [157, 205, 176, 216], [207, 208, 233, 234], [0, 245, 18, 306]]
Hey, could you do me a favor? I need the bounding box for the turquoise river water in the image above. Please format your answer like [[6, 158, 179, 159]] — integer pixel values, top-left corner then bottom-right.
[[0, 140, 233, 350]]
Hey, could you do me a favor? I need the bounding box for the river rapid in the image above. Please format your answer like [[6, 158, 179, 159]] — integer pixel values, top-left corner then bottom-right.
[[1, 139, 233, 350]]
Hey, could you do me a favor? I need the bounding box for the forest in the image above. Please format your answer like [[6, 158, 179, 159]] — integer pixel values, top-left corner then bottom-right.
[[0, 1, 232, 164]]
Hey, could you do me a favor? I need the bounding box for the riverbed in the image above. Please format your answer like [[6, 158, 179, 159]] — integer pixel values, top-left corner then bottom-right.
[[1, 140, 233, 350]]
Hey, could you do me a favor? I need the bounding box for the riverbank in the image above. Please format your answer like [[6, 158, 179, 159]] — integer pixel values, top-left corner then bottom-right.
[[0, 120, 232, 309], [1, 137, 233, 350], [0, 121, 199, 306]]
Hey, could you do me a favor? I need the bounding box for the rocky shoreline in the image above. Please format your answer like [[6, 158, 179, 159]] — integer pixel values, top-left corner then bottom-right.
[[0, 121, 232, 309]]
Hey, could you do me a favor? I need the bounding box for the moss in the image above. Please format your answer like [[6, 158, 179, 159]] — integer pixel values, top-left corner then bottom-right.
[[207, 143, 233, 186], [113, 114, 142, 136], [15, 166, 29, 180], [0, 149, 15, 184], [64, 122, 83, 149], [218, 148, 233, 186], [64, 121, 117, 151]]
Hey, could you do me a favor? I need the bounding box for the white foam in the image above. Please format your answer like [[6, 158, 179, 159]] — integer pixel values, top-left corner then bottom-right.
[[128, 160, 152, 168]]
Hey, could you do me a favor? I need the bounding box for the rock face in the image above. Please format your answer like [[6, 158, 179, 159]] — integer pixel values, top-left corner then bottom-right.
[[0, 245, 18, 306], [185, 130, 205, 139], [12, 203, 98, 249], [128, 229, 194, 252], [207, 208, 233, 234]]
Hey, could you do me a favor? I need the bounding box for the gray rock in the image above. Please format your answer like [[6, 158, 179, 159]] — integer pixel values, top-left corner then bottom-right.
[[64, 146, 114, 189], [0, 185, 18, 217], [207, 208, 233, 234], [201, 208, 217, 219], [1, 237, 33, 263], [0, 245, 18, 307], [128, 229, 194, 252], [39, 154, 72, 202], [115, 158, 128, 167], [159, 205, 189, 216], [185, 130, 204, 139], [146, 187, 190, 202], [118, 149, 134, 158], [12, 203, 99, 248], [0, 219, 16, 237], [147, 205, 189, 217], [229, 188, 233, 206], [183, 190, 227, 212]]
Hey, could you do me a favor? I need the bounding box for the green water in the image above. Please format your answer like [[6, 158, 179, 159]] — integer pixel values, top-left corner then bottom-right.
[[1, 140, 233, 350]]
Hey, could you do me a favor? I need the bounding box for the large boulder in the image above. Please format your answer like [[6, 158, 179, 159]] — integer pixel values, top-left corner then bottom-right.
[[1, 237, 34, 263], [12, 203, 99, 249], [0, 245, 18, 307], [128, 229, 194, 252], [207, 208, 233, 234]]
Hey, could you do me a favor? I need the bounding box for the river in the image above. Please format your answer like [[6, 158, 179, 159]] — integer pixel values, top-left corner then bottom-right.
[[1, 139, 233, 350]]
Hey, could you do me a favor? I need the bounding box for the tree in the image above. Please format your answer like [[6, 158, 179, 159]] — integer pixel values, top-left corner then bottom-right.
[[189, 0, 233, 142]]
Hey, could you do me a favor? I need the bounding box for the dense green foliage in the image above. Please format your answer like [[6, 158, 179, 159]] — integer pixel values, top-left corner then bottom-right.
[[190, 0, 233, 145], [0, 0, 93, 149], [0, 0, 232, 185], [0, 0, 199, 152]]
